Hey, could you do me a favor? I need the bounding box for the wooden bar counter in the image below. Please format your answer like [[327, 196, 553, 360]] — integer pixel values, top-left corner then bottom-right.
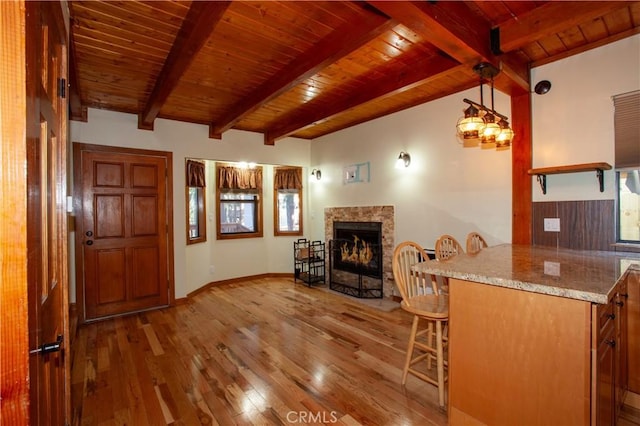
[[413, 244, 640, 425]]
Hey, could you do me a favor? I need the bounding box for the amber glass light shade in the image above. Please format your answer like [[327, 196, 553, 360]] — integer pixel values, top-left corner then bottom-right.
[[495, 120, 515, 149], [456, 104, 484, 145], [481, 113, 501, 146]]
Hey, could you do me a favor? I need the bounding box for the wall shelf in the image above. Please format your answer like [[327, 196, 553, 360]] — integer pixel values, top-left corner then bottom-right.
[[527, 162, 612, 194]]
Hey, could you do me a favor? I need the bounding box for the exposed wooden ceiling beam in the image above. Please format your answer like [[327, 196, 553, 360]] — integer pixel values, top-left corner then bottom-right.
[[138, 1, 229, 130], [367, 1, 529, 96], [499, 1, 632, 52], [208, 6, 396, 139], [367, 1, 493, 64], [264, 56, 460, 144], [69, 34, 87, 122]]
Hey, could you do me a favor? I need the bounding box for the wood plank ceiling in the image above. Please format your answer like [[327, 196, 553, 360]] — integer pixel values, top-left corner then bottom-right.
[[69, 1, 640, 144]]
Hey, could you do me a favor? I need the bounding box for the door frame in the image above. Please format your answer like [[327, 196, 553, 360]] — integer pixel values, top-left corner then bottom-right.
[[72, 142, 175, 323]]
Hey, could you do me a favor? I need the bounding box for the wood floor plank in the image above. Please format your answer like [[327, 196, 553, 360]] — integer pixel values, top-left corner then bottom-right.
[[72, 278, 448, 425]]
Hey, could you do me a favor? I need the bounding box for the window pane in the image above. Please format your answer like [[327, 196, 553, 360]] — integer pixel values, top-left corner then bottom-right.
[[221, 192, 257, 201], [187, 186, 206, 244], [277, 190, 299, 232], [188, 187, 200, 238], [619, 170, 640, 242], [220, 191, 258, 234]]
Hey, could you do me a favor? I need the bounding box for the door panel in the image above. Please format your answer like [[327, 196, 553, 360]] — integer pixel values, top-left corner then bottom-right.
[[76, 146, 172, 321], [26, 2, 69, 424]]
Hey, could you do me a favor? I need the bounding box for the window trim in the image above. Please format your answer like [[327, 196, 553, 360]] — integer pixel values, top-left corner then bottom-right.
[[274, 188, 303, 236], [273, 166, 303, 237], [186, 186, 206, 245], [186, 159, 207, 245]]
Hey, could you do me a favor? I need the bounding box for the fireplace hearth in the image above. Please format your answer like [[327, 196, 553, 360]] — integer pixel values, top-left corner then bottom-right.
[[330, 221, 383, 298]]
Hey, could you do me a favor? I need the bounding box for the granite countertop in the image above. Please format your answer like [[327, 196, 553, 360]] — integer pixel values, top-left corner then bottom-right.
[[413, 244, 640, 304]]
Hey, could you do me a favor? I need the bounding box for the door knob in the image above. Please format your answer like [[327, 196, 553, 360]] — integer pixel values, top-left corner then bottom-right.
[[86, 240, 93, 246], [86, 230, 93, 237]]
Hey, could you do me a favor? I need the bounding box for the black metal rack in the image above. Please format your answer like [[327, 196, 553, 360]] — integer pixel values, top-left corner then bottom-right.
[[293, 239, 325, 286]]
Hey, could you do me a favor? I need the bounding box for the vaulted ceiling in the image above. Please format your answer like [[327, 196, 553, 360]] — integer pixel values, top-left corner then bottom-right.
[[69, 1, 640, 144]]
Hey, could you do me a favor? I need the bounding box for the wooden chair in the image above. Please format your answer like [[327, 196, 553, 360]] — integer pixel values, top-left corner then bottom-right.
[[392, 241, 449, 407], [434, 234, 464, 261], [466, 231, 488, 254]]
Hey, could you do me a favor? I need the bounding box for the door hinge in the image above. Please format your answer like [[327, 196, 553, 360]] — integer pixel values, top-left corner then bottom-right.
[[58, 78, 66, 99]]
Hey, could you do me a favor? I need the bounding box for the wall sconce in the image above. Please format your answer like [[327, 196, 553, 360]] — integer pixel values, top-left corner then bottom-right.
[[396, 151, 411, 168], [311, 168, 322, 180]]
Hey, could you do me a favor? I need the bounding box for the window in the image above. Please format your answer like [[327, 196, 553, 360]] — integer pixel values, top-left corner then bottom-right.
[[186, 160, 206, 244], [216, 163, 263, 239], [617, 170, 640, 243], [274, 167, 302, 236], [614, 91, 640, 244]]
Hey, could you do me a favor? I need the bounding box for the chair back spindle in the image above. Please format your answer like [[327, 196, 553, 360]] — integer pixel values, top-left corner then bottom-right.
[[466, 232, 488, 254], [434, 234, 464, 261]]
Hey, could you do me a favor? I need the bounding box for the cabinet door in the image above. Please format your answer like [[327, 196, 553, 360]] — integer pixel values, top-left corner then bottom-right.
[[596, 318, 616, 426], [615, 281, 628, 415], [628, 270, 640, 393]]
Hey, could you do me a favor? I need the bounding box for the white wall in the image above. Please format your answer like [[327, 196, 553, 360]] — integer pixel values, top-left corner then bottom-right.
[[70, 109, 311, 299], [69, 34, 639, 302], [531, 34, 640, 201], [308, 87, 513, 250]]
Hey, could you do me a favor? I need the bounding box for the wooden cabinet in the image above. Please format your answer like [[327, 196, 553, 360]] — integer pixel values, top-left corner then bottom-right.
[[448, 275, 634, 426], [593, 276, 634, 425], [448, 278, 592, 425], [594, 296, 617, 426], [615, 280, 628, 416], [628, 270, 640, 394], [595, 319, 615, 426]]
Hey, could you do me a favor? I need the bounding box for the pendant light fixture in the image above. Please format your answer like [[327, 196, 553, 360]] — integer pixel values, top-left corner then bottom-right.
[[456, 62, 514, 150]]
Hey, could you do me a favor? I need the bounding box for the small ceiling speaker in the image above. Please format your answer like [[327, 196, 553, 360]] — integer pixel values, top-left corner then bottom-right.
[[534, 80, 552, 95]]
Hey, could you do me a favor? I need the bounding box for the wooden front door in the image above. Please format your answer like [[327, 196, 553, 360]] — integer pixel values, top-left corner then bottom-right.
[[74, 144, 173, 321], [26, 2, 69, 424]]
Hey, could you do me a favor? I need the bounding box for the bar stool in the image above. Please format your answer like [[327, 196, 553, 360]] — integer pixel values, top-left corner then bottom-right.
[[392, 241, 449, 407]]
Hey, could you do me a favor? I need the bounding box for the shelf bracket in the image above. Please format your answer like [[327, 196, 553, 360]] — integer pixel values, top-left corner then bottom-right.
[[536, 174, 547, 195], [596, 168, 604, 192], [528, 162, 611, 195]]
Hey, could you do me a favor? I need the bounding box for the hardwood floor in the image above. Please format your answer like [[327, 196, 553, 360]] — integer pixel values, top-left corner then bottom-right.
[[71, 277, 640, 426], [71, 278, 448, 425]]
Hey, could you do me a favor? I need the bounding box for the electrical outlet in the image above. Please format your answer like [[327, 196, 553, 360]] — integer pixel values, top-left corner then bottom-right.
[[209, 265, 215, 274], [543, 218, 560, 232]]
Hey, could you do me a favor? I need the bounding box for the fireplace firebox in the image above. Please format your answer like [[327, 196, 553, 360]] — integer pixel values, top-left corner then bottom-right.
[[329, 221, 383, 298]]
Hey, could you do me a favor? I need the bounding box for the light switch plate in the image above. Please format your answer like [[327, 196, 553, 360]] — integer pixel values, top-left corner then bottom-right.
[[544, 261, 561, 276], [543, 218, 560, 232]]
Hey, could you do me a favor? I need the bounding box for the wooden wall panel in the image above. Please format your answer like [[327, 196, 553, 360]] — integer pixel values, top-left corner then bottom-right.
[[559, 201, 585, 249], [585, 199, 615, 250], [532, 201, 558, 248], [532, 200, 615, 251]]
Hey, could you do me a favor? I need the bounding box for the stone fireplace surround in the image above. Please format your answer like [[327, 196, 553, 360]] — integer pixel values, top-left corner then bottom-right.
[[324, 206, 395, 298]]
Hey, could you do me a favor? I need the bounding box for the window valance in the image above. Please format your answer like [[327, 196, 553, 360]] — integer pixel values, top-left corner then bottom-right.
[[217, 164, 263, 189], [274, 167, 302, 190], [186, 160, 206, 187]]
